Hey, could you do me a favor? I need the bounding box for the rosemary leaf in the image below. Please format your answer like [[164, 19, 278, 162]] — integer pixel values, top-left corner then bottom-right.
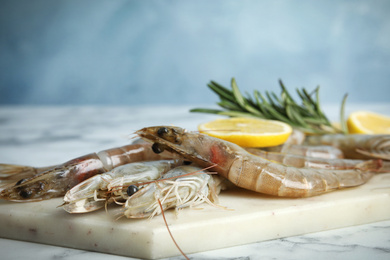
[[191, 78, 345, 134], [217, 100, 242, 111], [207, 82, 235, 103], [218, 111, 260, 118], [190, 108, 223, 114], [231, 78, 246, 107]]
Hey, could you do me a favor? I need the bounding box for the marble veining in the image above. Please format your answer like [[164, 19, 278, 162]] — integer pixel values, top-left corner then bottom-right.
[[1, 220, 389, 260], [0, 105, 389, 260]]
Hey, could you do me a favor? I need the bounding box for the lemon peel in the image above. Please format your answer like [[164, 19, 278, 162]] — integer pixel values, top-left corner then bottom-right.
[[198, 117, 292, 147], [347, 111, 390, 134]]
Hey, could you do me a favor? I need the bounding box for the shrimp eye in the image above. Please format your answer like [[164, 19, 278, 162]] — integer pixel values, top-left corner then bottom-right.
[[157, 127, 169, 136], [152, 143, 165, 154], [15, 178, 27, 186], [126, 185, 138, 196], [183, 160, 192, 165], [19, 189, 32, 199]]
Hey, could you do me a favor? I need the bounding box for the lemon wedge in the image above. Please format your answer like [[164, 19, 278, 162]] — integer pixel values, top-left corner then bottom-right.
[[198, 117, 292, 147], [347, 111, 390, 134]]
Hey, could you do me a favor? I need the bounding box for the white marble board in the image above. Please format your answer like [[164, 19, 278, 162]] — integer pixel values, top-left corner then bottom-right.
[[0, 105, 389, 259], [1, 173, 389, 259]]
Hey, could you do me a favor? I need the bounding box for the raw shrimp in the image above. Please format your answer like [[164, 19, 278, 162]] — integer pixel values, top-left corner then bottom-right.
[[304, 134, 390, 160], [267, 129, 345, 159], [0, 143, 176, 202], [245, 148, 384, 171], [284, 129, 306, 145], [136, 126, 375, 198], [62, 160, 177, 213], [0, 164, 55, 183], [265, 144, 344, 159], [122, 165, 225, 218]]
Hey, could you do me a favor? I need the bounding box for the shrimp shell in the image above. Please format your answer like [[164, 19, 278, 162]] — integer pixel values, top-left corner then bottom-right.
[[122, 165, 221, 218], [245, 148, 383, 171], [136, 126, 375, 198], [265, 144, 344, 159], [0, 143, 176, 201], [62, 160, 176, 213], [304, 134, 390, 160]]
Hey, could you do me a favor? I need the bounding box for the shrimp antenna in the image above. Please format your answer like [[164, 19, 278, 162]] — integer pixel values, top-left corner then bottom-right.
[[107, 164, 219, 195], [113, 164, 219, 192], [157, 198, 190, 260]]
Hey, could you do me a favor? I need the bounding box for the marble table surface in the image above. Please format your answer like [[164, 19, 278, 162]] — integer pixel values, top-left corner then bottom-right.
[[0, 105, 389, 260]]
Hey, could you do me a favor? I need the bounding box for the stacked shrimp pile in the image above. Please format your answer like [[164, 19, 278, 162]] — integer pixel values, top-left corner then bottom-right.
[[0, 126, 389, 218]]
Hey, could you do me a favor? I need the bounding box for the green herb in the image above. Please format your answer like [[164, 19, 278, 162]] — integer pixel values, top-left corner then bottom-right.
[[190, 78, 347, 134]]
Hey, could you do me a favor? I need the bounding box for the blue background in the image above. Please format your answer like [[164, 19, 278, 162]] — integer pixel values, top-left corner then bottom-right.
[[0, 0, 389, 105]]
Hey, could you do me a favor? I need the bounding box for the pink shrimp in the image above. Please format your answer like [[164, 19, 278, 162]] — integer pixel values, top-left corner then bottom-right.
[[304, 134, 390, 160], [136, 126, 375, 198], [264, 144, 345, 159], [245, 148, 384, 171], [0, 143, 176, 201]]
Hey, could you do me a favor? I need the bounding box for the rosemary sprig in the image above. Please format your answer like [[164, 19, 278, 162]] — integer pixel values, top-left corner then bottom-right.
[[190, 78, 347, 134]]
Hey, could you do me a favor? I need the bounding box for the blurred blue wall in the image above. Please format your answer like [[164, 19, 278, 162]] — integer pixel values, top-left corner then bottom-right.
[[0, 0, 389, 105]]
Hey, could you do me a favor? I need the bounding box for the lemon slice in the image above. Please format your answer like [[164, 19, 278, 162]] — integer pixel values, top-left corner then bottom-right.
[[347, 111, 390, 134], [198, 117, 292, 147]]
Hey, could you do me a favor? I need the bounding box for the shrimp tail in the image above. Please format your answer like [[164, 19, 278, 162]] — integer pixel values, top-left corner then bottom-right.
[[354, 159, 383, 172]]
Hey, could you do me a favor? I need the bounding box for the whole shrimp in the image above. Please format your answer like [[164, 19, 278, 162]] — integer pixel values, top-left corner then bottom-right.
[[136, 126, 375, 198], [62, 160, 178, 213], [304, 134, 390, 160], [245, 148, 385, 171], [0, 143, 176, 202], [122, 165, 225, 218]]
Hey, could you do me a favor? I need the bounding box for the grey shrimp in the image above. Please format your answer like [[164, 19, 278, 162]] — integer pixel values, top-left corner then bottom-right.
[[62, 160, 177, 213], [122, 165, 225, 218]]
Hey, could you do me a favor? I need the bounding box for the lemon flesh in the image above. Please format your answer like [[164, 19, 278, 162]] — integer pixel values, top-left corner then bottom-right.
[[347, 111, 390, 134], [198, 117, 292, 147]]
